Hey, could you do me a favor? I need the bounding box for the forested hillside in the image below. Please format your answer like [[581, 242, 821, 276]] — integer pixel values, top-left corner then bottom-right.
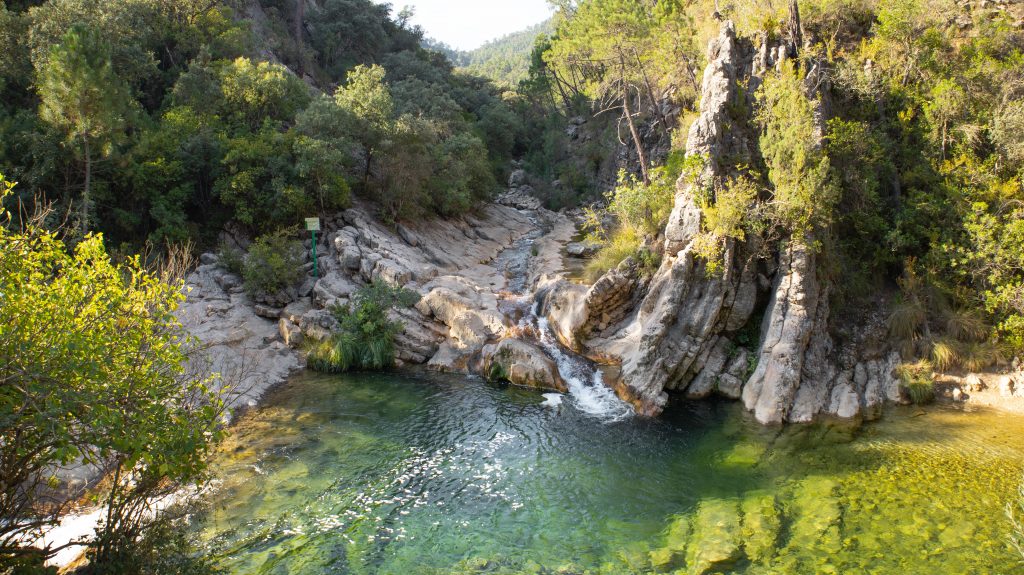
[[429, 19, 555, 88], [524, 0, 1024, 375], [0, 0, 525, 249]]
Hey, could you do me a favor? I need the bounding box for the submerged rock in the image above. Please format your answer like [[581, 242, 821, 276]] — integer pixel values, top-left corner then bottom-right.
[[685, 498, 743, 575], [739, 491, 780, 564]]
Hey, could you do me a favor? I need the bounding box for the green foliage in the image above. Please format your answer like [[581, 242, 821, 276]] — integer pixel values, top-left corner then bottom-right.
[[0, 175, 223, 566], [584, 226, 642, 283], [242, 231, 304, 298], [37, 23, 135, 232], [307, 281, 420, 373], [436, 19, 556, 88], [1, 0, 517, 248], [693, 175, 759, 275], [757, 60, 839, 244], [216, 242, 244, 276]]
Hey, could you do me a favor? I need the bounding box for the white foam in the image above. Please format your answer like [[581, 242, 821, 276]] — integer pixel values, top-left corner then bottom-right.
[[534, 315, 633, 422], [541, 393, 564, 407]]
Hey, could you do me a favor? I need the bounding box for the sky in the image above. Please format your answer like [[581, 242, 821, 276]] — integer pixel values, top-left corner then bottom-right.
[[395, 0, 554, 51]]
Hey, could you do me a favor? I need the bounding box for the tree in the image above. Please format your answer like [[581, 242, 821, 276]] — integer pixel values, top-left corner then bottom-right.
[[37, 24, 134, 234], [0, 175, 224, 568], [757, 60, 839, 243], [334, 64, 394, 187], [546, 0, 664, 182]]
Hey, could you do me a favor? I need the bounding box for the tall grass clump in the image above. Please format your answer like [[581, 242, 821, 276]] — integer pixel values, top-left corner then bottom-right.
[[896, 359, 936, 405], [307, 281, 420, 373]]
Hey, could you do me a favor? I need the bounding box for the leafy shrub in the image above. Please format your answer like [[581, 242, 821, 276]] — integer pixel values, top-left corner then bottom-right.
[[896, 360, 935, 405], [307, 281, 420, 373], [242, 231, 304, 298], [693, 175, 759, 275]]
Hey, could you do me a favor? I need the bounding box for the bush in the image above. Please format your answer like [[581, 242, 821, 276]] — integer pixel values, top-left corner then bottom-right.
[[584, 227, 642, 283], [242, 231, 304, 298], [307, 281, 420, 373]]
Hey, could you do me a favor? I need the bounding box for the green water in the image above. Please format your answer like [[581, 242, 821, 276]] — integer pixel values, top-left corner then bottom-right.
[[192, 371, 1024, 574]]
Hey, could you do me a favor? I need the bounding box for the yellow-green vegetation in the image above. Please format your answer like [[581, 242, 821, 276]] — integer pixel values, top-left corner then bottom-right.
[[692, 175, 759, 276], [583, 155, 683, 281], [0, 175, 224, 569], [757, 60, 840, 245]]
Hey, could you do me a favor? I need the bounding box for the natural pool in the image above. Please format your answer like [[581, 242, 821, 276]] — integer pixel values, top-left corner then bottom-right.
[[191, 371, 1024, 574]]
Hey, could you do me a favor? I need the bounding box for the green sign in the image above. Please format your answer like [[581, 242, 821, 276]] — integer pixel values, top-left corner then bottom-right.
[[306, 217, 321, 278]]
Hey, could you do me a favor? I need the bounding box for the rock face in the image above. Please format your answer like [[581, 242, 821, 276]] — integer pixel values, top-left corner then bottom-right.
[[536, 20, 903, 424]]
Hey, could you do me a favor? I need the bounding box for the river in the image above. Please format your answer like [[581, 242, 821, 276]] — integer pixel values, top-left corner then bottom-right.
[[190, 370, 1024, 574]]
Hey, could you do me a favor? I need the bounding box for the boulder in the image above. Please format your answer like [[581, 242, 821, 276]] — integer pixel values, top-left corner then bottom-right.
[[279, 318, 303, 347], [566, 241, 601, 258], [340, 246, 361, 270], [508, 169, 527, 187], [312, 274, 358, 307], [482, 339, 566, 392]]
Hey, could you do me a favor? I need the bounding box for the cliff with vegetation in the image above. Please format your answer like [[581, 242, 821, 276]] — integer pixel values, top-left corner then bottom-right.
[[529, 0, 1024, 421]]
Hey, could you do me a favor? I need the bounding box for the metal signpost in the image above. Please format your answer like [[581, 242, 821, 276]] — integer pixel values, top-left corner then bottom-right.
[[305, 217, 321, 278]]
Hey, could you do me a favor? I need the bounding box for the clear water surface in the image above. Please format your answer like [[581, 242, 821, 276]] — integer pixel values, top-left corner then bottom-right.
[[191, 371, 1024, 574]]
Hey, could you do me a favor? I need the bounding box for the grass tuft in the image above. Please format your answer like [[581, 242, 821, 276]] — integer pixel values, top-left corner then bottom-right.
[[896, 359, 935, 405]]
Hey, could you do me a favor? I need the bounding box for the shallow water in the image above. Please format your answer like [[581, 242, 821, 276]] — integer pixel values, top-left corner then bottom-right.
[[192, 371, 1024, 574]]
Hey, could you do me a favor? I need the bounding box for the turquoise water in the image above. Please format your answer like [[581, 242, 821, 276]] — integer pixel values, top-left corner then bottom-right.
[[192, 371, 1024, 574]]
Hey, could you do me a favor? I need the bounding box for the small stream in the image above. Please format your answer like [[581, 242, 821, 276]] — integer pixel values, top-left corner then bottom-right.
[[188, 210, 1024, 573], [491, 209, 633, 422]]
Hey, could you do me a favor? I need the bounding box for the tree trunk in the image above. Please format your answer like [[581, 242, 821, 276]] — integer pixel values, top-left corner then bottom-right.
[[82, 136, 91, 235], [295, 0, 305, 75], [634, 48, 668, 135], [788, 0, 803, 56], [622, 83, 650, 184]]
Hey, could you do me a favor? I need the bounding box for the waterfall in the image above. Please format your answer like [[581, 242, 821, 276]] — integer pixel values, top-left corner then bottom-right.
[[530, 304, 633, 422]]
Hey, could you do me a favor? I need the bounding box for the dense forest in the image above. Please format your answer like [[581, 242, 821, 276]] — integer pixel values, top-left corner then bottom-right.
[[0, 0, 527, 250], [427, 19, 556, 88]]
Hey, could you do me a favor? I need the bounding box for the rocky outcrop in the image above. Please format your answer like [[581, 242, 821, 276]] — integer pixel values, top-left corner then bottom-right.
[[534, 20, 904, 424], [182, 182, 581, 400], [177, 263, 303, 413]]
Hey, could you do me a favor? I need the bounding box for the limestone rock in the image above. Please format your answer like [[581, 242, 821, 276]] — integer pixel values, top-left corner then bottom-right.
[[566, 241, 601, 258], [279, 318, 303, 347], [743, 244, 828, 424], [312, 274, 358, 307], [482, 338, 566, 393]]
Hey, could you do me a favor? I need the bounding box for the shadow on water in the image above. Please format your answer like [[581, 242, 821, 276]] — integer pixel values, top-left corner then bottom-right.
[[191, 371, 1024, 575]]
